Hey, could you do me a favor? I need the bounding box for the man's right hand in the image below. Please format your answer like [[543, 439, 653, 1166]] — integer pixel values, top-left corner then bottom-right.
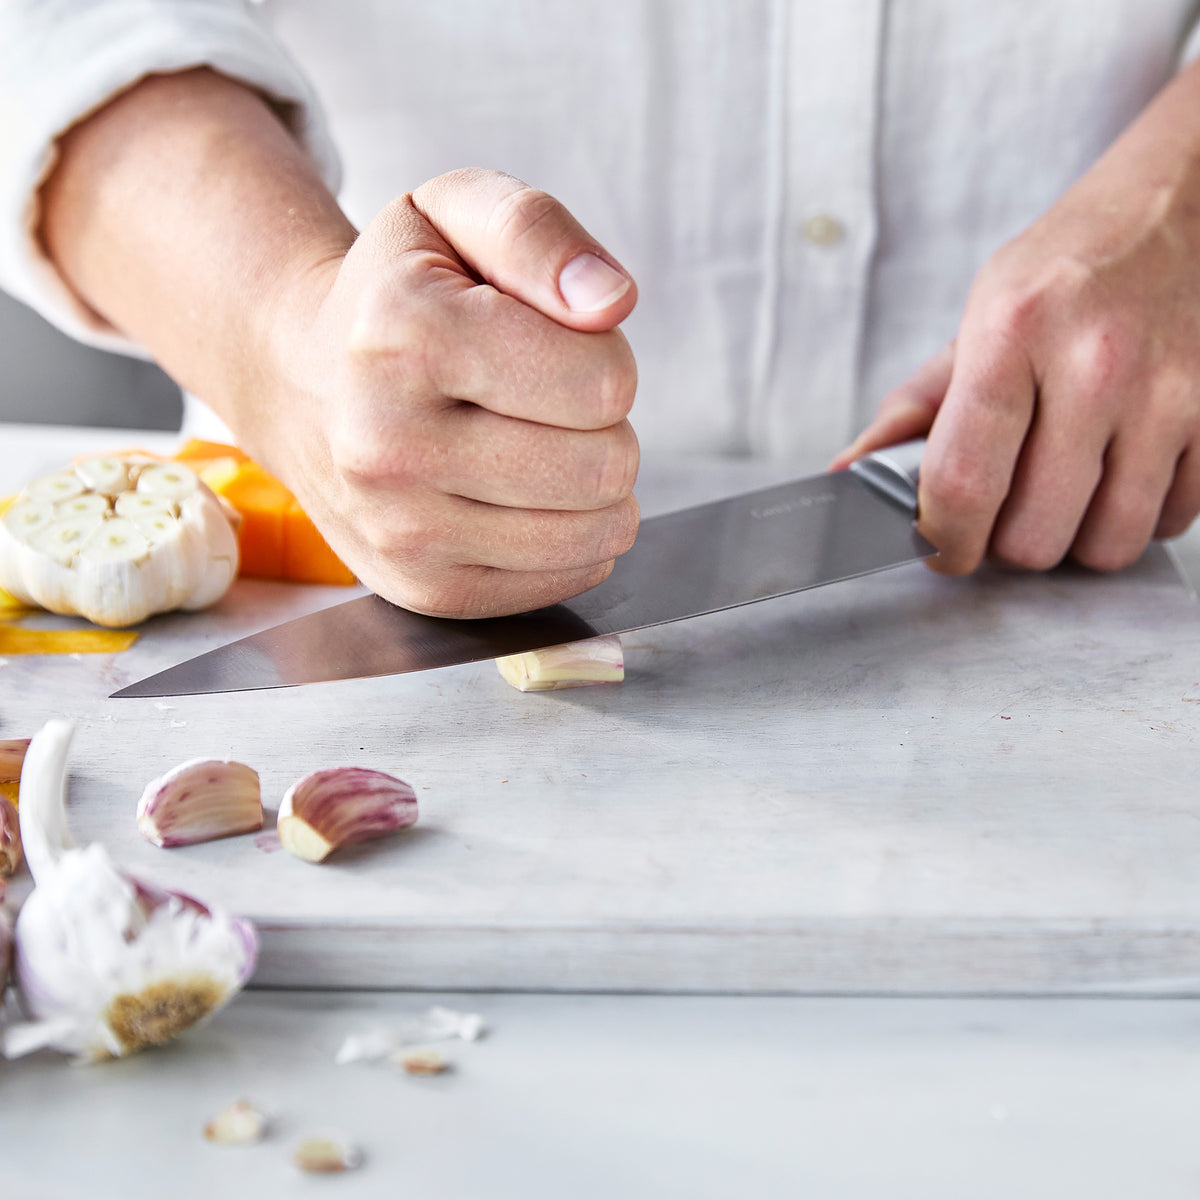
[[260, 168, 640, 618], [39, 71, 638, 620]]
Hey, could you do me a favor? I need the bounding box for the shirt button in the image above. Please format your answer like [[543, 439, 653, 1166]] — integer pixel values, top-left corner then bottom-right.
[[801, 214, 845, 246]]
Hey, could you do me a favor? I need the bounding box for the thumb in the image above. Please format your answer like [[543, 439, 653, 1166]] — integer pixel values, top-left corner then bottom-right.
[[411, 168, 636, 332]]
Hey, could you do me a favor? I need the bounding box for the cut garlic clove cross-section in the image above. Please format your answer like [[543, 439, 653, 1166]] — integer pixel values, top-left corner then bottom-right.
[[73, 456, 130, 496], [54, 493, 111, 521], [114, 492, 175, 520], [136, 462, 200, 501], [24, 472, 84, 505]]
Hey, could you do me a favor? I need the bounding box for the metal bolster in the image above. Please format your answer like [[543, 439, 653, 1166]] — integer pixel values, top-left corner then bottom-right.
[[848, 438, 925, 516]]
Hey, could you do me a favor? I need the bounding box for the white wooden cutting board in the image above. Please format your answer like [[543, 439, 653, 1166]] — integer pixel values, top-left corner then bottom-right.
[[5, 426, 1200, 994]]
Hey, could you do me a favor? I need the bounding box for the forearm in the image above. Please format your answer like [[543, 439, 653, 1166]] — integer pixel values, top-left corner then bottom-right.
[[39, 67, 357, 451]]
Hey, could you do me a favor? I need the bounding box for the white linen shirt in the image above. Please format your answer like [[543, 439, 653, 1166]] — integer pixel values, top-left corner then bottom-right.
[[1, 0, 1199, 471]]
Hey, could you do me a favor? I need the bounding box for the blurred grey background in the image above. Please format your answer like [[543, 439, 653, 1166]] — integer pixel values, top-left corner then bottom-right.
[[0, 289, 182, 429]]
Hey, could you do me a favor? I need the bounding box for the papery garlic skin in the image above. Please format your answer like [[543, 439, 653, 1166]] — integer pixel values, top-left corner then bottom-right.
[[278, 768, 418, 864], [138, 759, 262, 848], [0, 457, 238, 627], [394, 1045, 451, 1075], [4, 720, 258, 1062], [0, 903, 12, 994], [294, 1134, 362, 1173], [0, 737, 31, 782], [204, 1099, 268, 1145], [0, 794, 21, 876], [496, 634, 624, 692]]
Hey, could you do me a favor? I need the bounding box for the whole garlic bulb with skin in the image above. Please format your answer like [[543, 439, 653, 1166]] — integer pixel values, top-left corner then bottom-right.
[[3, 720, 258, 1063], [0, 456, 238, 627]]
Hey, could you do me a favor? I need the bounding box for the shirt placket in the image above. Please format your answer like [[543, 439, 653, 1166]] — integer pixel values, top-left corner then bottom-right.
[[749, 0, 885, 465]]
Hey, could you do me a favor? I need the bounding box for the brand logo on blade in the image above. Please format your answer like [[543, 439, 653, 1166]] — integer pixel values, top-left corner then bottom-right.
[[750, 491, 837, 520]]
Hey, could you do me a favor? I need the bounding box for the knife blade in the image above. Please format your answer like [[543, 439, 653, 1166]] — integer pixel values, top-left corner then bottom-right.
[[112, 439, 934, 697]]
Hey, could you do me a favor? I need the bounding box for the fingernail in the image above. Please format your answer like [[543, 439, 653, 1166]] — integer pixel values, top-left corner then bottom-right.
[[558, 253, 631, 313]]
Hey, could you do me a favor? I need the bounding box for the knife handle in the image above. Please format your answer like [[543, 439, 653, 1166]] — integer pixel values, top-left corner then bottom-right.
[[848, 438, 925, 516]]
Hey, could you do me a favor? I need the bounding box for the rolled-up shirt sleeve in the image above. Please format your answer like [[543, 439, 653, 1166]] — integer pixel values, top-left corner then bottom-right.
[[0, 0, 342, 354]]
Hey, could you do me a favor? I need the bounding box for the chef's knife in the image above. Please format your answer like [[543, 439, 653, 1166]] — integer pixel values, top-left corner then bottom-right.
[[112, 439, 933, 697]]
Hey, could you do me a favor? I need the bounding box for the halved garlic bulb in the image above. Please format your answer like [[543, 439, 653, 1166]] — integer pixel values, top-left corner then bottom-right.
[[0, 456, 239, 627]]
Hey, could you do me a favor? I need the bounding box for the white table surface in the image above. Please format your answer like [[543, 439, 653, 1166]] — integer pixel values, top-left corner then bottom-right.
[[4, 423, 1200, 1198]]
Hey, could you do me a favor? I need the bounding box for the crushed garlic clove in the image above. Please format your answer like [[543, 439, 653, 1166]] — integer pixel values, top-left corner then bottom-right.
[[204, 1099, 268, 1145], [293, 1134, 362, 1173], [277, 767, 418, 864], [496, 634, 624, 692], [137, 759, 262, 848], [0, 794, 21, 876]]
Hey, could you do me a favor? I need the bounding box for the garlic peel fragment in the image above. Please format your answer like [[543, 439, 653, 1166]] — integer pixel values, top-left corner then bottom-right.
[[137, 759, 262, 848], [0, 794, 21, 876], [496, 634, 624, 692], [5, 720, 258, 1062], [0, 738, 30, 782], [204, 1099, 268, 1145], [294, 1134, 362, 1173], [0, 904, 12, 994], [394, 1045, 452, 1075], [278, 767, 418, 864], [0, 456, 238, 627]]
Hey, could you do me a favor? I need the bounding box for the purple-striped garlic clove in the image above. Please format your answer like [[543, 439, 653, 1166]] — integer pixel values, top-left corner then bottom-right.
[[496, 634, 624, 692], [0, 794, 21, 876], [137, 759, 262, 848], [277, 768, 418, 864], [0, 738, 30, 782]]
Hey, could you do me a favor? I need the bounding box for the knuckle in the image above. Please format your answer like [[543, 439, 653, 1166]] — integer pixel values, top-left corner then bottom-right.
[[392, 570, 480, 620], [592, 336, 639, 426], [1072, 538, 1143, 573], [594, 495, 641, 560], [922, 457, 1001, 521], [330, 422, 436, 493], [989, 528, 1066, 572], [345, 284, 436, 367], [587, 425, 640, 507], [980, 283, 1045, 344], [486, 185, 563, 256], [1064, 322, 1139, 397]]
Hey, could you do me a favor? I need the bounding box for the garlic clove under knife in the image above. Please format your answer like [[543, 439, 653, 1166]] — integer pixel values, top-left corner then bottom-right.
[[277, 768, 418, 864], [496, 634, 625, 692], [0, 455, 238, 627], [138, 759, 263, 848], [3, 720, 258, 1063]]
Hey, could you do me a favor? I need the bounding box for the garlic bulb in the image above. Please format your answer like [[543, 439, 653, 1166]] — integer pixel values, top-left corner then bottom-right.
[[3, 720, 258, 1063], [0, 456, 238, 627]]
